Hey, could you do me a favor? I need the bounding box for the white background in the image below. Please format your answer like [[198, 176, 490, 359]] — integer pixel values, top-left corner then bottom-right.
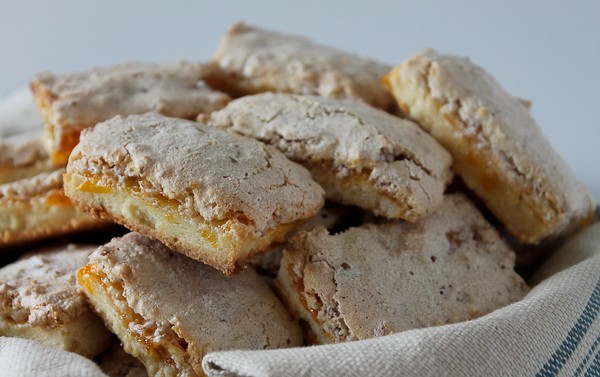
[[1, 0, 598, 199]]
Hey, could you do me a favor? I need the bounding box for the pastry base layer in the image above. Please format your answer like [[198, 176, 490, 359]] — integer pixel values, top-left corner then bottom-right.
[[64, 172, 298, 275], [0, 309, 111, 358], [0, 189, 102, 245]]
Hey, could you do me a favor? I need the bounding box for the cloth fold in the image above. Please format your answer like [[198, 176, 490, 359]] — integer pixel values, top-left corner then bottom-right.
[[0, 336, 107, 377]]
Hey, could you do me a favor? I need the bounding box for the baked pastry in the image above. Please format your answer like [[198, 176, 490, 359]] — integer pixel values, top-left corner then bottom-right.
[[0, 168, 106, 246], [206, 22, 394, 110], [30, 61, 231, 165], [0, 131, 54, 184], [384, 49, 595, 243], [0, 244, 112, 357], [64, 112, 324, 275], [276, 193, 529, 344], [208, 93, 453, 221], [78, 232, 302, 377]]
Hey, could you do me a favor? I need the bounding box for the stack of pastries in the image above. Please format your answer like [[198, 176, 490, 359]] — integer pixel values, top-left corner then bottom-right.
[[0, 22, 595, 377]]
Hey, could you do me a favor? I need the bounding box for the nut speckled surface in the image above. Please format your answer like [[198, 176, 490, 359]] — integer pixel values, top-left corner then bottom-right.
[[386, 49, 595, 243], [209, 93, 452, 220], [67, 112, 324, 234], [31, 61, 230, 131], [207, 22, 394, 109], [0, 244, 95, 327], [86, 233, 302, 369], [277, 194, 528, 343], [31, 61, 231, 164]]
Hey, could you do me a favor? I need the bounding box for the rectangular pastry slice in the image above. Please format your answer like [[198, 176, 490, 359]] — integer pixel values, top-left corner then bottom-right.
[[0, 244, 112, 357], [206, 22, 394, 110], [276, 193, 529, 344], [30, 61, 231, 165], [0, 169, 107, 246], [78, 232, 303, 377], [64, 112, 324, 275], [208, 93, 453, 221], [0, 131, 54, 184], [384, 49, 596, 243]]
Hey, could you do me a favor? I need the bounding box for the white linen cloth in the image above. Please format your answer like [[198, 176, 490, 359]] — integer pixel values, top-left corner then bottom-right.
[[0, 336, 106, 377], [203, 223, 600, 377]]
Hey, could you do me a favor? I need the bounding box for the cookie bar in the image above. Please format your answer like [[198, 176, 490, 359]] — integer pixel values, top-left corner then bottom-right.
[[0, 244, 111, 357], [0, 169, 106, 246], [78, 233, 302, 377], [384, 49, 595, 243], [64, 112, 324, 275], [208, 93, 452, 221], [31, 61, 231, 165], [0, 131, 54, 184], [276, 193, 528, 344], [206, 22, 394, 109]]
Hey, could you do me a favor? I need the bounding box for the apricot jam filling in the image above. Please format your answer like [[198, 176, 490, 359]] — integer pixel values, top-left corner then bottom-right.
[[77, 264, 185, 365]]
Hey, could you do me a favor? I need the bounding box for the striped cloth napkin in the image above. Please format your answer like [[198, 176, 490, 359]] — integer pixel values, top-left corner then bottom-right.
[[204, 222, 600, 377]]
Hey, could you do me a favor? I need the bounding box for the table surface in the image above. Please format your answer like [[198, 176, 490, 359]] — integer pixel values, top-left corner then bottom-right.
[[1, 0, 598, 199]]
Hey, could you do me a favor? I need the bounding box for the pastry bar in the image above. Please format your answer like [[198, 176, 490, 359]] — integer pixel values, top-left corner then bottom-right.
[[205, 22, 394, 110], [276, 193, 529, 344], [384, 49, 596, 243], [64, 112, 325, 275], [78, 233, 302, 377], [0, 131, 54, 184], [31, 61, 231, 165], [0, 168, 106, 246], [0, 244, 111, 357], [208, 93, 453, 221]]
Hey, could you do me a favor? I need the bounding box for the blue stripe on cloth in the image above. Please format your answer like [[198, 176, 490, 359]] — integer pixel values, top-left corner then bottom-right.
[[535, 277, 600, 377], [582, 347, 600, 377], [575, 335, 600, 377]]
